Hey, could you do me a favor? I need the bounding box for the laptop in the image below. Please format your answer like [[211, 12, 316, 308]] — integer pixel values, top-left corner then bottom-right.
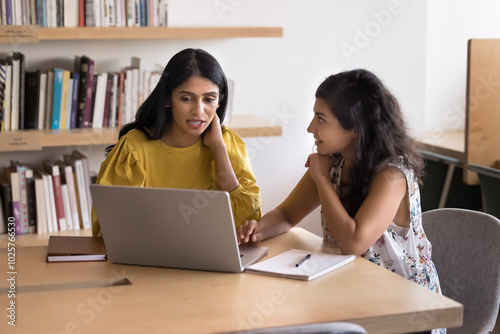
[[90, 184, 268, 273]]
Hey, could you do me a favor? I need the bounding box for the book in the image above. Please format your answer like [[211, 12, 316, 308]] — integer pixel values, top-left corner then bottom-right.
[[65, 76, 74, 129], [74, 56, 89, 127], [43, 160, 66, 231], [38, 71, 47, 129], [64, 153, 90, 229], [0, 60, 6, 132], [25, 167, 37, 233], [44, 70, 54, 129], [83, 58, 95, 128], [91, 72, 108, 128], [109, 73, 118, 127], [102, 73, 113, 127], [245, 249, 356, 281], [33, 171, 48, 235], [0, 177, 12, 224], [10, 54, 20, 130], [51, 68, 64, 129], [38, 169, 58, 233], [11, 161, 29, 234], [24, 70, 41, 129], [69, 72, 79, 128], [59, 69, 71, 130], [13, 52, 25, 130], [60, 183, 74, 230], [46, 236, 107, 262], [88, 73, 98, 127], [71, 150, 92, 211], [2, 58, 12, 131], [57, 161, 80, 230], [64, 0, 79, 27]]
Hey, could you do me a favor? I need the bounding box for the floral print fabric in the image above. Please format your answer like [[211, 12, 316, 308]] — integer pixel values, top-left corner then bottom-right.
[[321, 158, 446, 334]]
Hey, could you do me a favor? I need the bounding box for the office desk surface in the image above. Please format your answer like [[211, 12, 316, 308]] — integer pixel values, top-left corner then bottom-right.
[[0, 228, 462, 334]]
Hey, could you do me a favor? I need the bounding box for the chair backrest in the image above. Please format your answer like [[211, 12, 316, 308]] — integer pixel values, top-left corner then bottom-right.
[[221, 322, 367, 334], [422, 208, 500, 334], [468, 163, 500, 219]]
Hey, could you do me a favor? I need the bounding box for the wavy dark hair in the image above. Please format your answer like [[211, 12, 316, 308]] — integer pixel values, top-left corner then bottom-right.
[[106, 48, 228, 153], [315, 69, 424, 217]]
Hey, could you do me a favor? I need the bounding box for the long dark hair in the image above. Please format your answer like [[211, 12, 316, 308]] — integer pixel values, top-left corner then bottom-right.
[[315, 69, 424, 217], [107, 48, 228, 153]]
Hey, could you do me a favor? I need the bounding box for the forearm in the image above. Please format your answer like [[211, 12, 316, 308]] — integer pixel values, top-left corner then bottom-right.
[[211, 144, 240, 192], [258, 208, 294, 240], [315, 176, 359, 254]]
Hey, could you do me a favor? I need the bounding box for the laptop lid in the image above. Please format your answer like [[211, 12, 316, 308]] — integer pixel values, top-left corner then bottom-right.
[[90, 185, 267, 273]]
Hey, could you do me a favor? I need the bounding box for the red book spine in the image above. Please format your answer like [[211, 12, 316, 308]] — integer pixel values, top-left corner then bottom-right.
[[50, 165, 66, 231], [79, 0, 85, 27]]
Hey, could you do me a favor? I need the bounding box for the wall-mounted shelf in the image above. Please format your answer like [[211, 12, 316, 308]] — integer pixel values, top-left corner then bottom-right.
[[0, 115, 282, 152], [0, 26, 283, 43]]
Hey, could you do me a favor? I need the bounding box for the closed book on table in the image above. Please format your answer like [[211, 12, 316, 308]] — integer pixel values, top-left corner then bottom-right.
[[47, 236, 107, 262]]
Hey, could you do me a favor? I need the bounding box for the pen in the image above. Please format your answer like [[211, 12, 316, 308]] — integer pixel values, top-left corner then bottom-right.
[[295, 254, 311, 267]]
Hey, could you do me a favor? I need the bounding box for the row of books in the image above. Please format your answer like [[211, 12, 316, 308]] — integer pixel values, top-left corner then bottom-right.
[[0, 151, 93, 235], [0, 0, 168, 28], [0, 52, 163, 132]]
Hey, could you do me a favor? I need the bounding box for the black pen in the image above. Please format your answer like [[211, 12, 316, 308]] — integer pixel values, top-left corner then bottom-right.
[[295, 254, 311, 267]]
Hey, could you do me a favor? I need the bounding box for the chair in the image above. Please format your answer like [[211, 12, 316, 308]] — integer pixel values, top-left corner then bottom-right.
[[468, 163, 500, 219], [220, 322, 367, 334], [422, 208, 500, 334]]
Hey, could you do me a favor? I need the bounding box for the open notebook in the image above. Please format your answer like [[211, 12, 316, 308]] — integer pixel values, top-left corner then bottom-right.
[[245, 249, 355, 281], [90, 185, 268, 273]]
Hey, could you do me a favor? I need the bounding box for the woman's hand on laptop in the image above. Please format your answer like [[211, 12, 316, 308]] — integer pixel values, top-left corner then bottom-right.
[[237, 220, 262, 245]]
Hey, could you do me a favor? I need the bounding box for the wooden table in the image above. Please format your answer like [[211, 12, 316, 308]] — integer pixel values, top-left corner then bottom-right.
[[0, 228, 463, 333], [417, 130, 466, 207]]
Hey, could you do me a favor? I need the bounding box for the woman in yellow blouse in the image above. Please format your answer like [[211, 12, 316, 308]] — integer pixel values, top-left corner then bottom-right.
[[92, 48, 261, 236]]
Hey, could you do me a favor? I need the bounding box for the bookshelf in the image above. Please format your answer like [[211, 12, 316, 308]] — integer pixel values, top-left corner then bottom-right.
[[0, 25, 284, 152], [0, 229, 92, 248], [0, 115, 282, 152], [0, 25, 283, 241], [0, 26, 283, 43]]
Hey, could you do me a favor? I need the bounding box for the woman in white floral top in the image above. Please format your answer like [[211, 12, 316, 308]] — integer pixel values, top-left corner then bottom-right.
[[238, 69, 445, 334]]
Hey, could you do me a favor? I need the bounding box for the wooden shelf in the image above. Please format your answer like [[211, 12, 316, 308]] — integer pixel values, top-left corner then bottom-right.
[[0, 229, 92, 248], [0, 115, 282, 152], [0, 26, 283, 43]]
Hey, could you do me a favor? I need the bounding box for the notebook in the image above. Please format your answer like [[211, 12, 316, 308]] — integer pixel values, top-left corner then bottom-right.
[[47, 236, 107, 262], [90, 184, 268, 273], [245, 249, 356, 281]]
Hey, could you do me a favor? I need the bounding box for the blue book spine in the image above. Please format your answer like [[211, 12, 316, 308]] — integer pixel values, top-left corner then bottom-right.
[[5, 0, 13, 25], [43, 0, 48, 27], [51, 69, 64, 130], [37, 0, 44, 26], [70, 72, 80, 128]]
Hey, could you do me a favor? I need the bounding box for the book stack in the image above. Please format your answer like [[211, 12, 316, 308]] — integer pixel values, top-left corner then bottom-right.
[[0, 0, 168, 27], [0, 52, 163, 132], [0, 151, 93, 235]]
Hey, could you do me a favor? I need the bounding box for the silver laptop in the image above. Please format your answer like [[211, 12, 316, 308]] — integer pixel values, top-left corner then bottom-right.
[[90, 184, 268, 273]]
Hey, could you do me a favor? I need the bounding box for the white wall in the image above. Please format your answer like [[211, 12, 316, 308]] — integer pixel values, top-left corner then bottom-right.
[[169, 0, 427, 235], [425, 0, 500, 134], [0, 0, 427, 236]]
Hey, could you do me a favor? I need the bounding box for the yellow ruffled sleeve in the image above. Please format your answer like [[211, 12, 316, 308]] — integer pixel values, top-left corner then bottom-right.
[[221, 127, 262, 227], [91, 136, 146, 236]]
